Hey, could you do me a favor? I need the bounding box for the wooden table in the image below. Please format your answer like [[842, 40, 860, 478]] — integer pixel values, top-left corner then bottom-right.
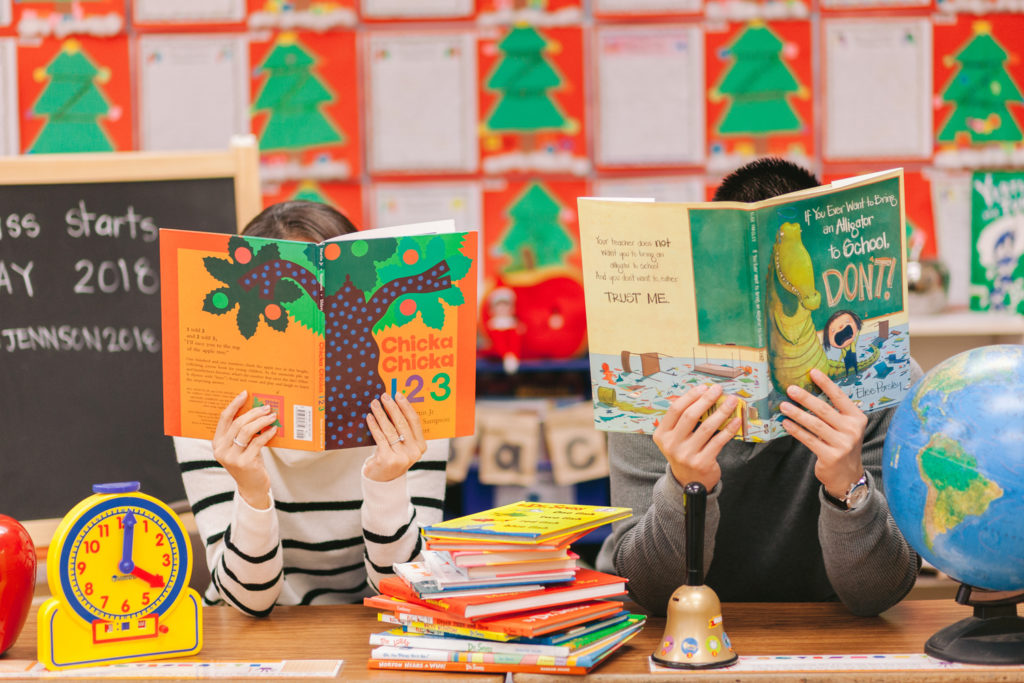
[[5, 601, 1024, 682], [522, 600, 1024, 683]]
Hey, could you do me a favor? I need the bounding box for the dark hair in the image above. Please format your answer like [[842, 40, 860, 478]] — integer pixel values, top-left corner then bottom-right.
[[242, 200, 358, 242], [822, 309, 862, 350], [713, 157, 820, 203]]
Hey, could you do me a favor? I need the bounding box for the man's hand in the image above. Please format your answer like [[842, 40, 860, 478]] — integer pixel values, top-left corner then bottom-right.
[[780, 368, 867, 499], [653, 383, 741, 490]]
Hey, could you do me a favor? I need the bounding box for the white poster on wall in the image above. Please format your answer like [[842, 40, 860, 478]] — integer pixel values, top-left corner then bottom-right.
[[361, 0, 474, 18], [930, 169, 973, 308], [823, 18, 932, 161], [138, 34, 249, 151], [594, 0, 702, 12], [366, 31, 478, 174], [593, 176, 706, 203], [370, 180, 482, 232], [134, 0, 245, 23], [595, 25, 705, 168], [0, 39, 17, 156], [0, 0, 10, 28]]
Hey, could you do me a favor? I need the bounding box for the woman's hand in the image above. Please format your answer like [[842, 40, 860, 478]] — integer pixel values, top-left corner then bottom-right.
[[653, 383, 742, 491], [780, 368, 867, 499], [212, 390, 278, 510], [364, 392, 427, 482]]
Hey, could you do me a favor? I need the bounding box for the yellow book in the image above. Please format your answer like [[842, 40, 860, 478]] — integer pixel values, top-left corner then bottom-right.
[[421, 501, 631, 543]]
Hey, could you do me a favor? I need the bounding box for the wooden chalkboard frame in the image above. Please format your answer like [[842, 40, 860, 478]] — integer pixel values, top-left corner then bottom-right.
[[0, 135, 261, 521], [0, 135, 260, 232]]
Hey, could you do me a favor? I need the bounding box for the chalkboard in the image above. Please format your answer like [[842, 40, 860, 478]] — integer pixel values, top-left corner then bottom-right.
[[0, 139, 260, 520]]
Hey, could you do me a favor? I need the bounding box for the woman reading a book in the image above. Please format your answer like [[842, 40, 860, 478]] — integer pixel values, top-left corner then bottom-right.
[[597, 158, 922, 618], [174, 201, 449, 616]]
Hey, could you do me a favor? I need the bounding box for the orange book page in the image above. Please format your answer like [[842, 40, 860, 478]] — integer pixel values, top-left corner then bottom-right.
[[161, 229, 323, 450]]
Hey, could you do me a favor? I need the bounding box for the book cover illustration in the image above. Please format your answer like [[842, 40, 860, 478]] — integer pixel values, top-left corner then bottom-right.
[[969, 170, 1024, 314], [578, 170, 912, 442], [422, 501, 631, 541], [161, 227, 477, 450]]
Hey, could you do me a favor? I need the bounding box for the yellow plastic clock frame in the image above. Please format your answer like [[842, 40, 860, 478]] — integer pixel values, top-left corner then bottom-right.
[[37, 482, 202, 670]]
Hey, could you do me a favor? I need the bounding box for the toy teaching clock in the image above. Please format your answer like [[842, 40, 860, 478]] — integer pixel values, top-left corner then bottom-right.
[[38, 482, 202, 670]]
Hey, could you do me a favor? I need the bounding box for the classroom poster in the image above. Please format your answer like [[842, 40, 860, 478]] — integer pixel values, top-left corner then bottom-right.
[[365, 30, 478, 175], [137, 34, 249, 151], [593, 24, 704, 169], [706, 20, 813, 174], [593, 0, 702, 16], [132, 0, 247, 28], [820, 0, 930, 10], [481, 178, 588, 361], [13, 0, 124, 38], [593, 175, 706, 203], [0, 38, 15, 155], [933, 15, 1024, 169], [822, 17, 933, 162], [261, 180, 365, 229], [478, 24, 587, 176], [477, 0, 583, 27], [0, 0, 10, 32], [251, 29, 360, 182], [18, 36, 132, 153], [969, 170, 1024, 313], [930, 169, 973, 307], [360, 0, 475, 20], [247, 0, 357, 30]]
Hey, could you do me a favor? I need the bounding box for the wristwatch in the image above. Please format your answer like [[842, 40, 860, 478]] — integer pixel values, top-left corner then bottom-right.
[[823, 473, 870, 511]]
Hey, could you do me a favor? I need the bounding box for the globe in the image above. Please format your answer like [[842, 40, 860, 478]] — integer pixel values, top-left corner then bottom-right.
[[883, 344, 1024, 592]]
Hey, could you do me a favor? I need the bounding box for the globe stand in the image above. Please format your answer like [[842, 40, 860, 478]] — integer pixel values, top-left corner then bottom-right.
[[925, 584, 1024, 665]]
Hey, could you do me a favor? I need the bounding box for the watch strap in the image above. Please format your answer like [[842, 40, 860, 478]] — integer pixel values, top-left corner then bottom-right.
[[822, 487, 848, 510]]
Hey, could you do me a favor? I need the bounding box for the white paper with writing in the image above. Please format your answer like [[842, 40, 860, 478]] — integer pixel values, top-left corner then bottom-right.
[[134, 0, 246, 23], [594, 176, 705, 203], [361, 0, 474, 18], [138, 34, 249, 152], [0, 38, 17, 156], [0, 0, 10, 27], [823, 18, 932, 161], [366, 32, 478, 174], [594, 0, 702, 13], [595, 25, 705, 167], [0, 659, 343, 678]]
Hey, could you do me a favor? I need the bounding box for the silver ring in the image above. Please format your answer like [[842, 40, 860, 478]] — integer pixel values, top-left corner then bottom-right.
[[389, 434, 405, 446], [232, 436, 248, 448]]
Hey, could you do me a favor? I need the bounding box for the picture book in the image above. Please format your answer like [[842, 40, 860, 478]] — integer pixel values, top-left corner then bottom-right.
[[578, 168, 912, 442], [420, 501, 632, 543], [161, 221, 477, 451], [969, 171, 1024, 315]]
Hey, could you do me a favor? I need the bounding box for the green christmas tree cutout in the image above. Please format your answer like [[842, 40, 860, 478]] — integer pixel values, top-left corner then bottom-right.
[[937, 21, 1023, 145], [29, 39, 114, 154], [291, 181, 330, 204], [253, 32, 345, 152], [711, 22, 807, 138], [498, 183, 574, 272], [485, 26, 569, 135]]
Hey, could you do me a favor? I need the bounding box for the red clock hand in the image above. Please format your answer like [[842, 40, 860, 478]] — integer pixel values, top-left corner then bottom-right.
[[130, 566, 165, 588]]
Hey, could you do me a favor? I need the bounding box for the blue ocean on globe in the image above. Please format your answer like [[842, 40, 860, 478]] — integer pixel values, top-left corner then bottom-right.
[[883, 344, 1024, 592]]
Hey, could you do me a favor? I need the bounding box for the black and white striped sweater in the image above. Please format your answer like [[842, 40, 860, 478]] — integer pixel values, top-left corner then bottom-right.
[[174, 437, 447, 616]]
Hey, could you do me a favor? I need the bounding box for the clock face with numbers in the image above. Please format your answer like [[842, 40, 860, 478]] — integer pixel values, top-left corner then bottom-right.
[[51, 485, 191, 625]]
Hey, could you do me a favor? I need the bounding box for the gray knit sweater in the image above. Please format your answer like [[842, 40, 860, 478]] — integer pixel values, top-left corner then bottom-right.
[[596, 399, 922, 617]]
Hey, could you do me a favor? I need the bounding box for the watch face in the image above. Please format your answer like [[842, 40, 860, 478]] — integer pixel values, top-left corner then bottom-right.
[[59, 497, 189, 624], [847, 482, 870, 509]]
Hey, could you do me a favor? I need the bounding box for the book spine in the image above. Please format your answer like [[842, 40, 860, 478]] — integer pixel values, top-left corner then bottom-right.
[[316, 243, 326, 451], [748, 210, 765, 350], [370, 633, 569, 657], [367, 659, 588, 675]]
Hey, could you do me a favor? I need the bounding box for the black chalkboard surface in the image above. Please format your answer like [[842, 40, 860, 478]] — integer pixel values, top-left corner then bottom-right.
[[0, 143, 260, 520]]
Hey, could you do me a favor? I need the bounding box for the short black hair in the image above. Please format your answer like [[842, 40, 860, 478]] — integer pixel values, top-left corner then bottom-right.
[[822, 309, 863, 350], [713, 157, 820, 203], [242, 200, 358, 242]]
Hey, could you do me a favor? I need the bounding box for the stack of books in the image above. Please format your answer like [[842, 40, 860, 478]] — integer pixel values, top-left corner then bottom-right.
[[364, 501, 645, 675]]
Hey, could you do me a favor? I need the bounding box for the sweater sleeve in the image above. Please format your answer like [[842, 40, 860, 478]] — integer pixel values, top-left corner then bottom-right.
[[173, 436, 284, 617], [817, 406, 921, 616], [360, 438, 448, 591], [595, 432, 719, 616]]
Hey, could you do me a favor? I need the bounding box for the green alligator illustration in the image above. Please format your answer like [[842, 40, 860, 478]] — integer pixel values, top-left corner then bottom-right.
[[766, 221, 878, 395]]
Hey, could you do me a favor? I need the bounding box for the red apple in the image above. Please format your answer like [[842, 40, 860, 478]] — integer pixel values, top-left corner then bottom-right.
[[0, 515, 36, 655]]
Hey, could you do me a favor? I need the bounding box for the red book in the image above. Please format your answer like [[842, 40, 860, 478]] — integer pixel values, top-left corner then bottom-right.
[[378, 568, 627, 620]]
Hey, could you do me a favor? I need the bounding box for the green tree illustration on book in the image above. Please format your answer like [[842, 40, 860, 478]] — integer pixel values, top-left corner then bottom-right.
[[253, 32, 344, 152], [29, 39, 114, 154], [710, 22, 806, 147], [498, 183, 574, 272], [200, 233, 471, 447], [937, 21, 1023, 145], [484, 25, 571, 150]]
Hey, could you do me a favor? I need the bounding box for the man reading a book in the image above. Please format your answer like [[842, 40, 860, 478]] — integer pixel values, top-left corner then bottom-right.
[[596, 158, 923, 617]]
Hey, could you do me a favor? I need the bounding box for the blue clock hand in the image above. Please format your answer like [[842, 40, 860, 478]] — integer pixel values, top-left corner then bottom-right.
[[119, 510, 136, 574]]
